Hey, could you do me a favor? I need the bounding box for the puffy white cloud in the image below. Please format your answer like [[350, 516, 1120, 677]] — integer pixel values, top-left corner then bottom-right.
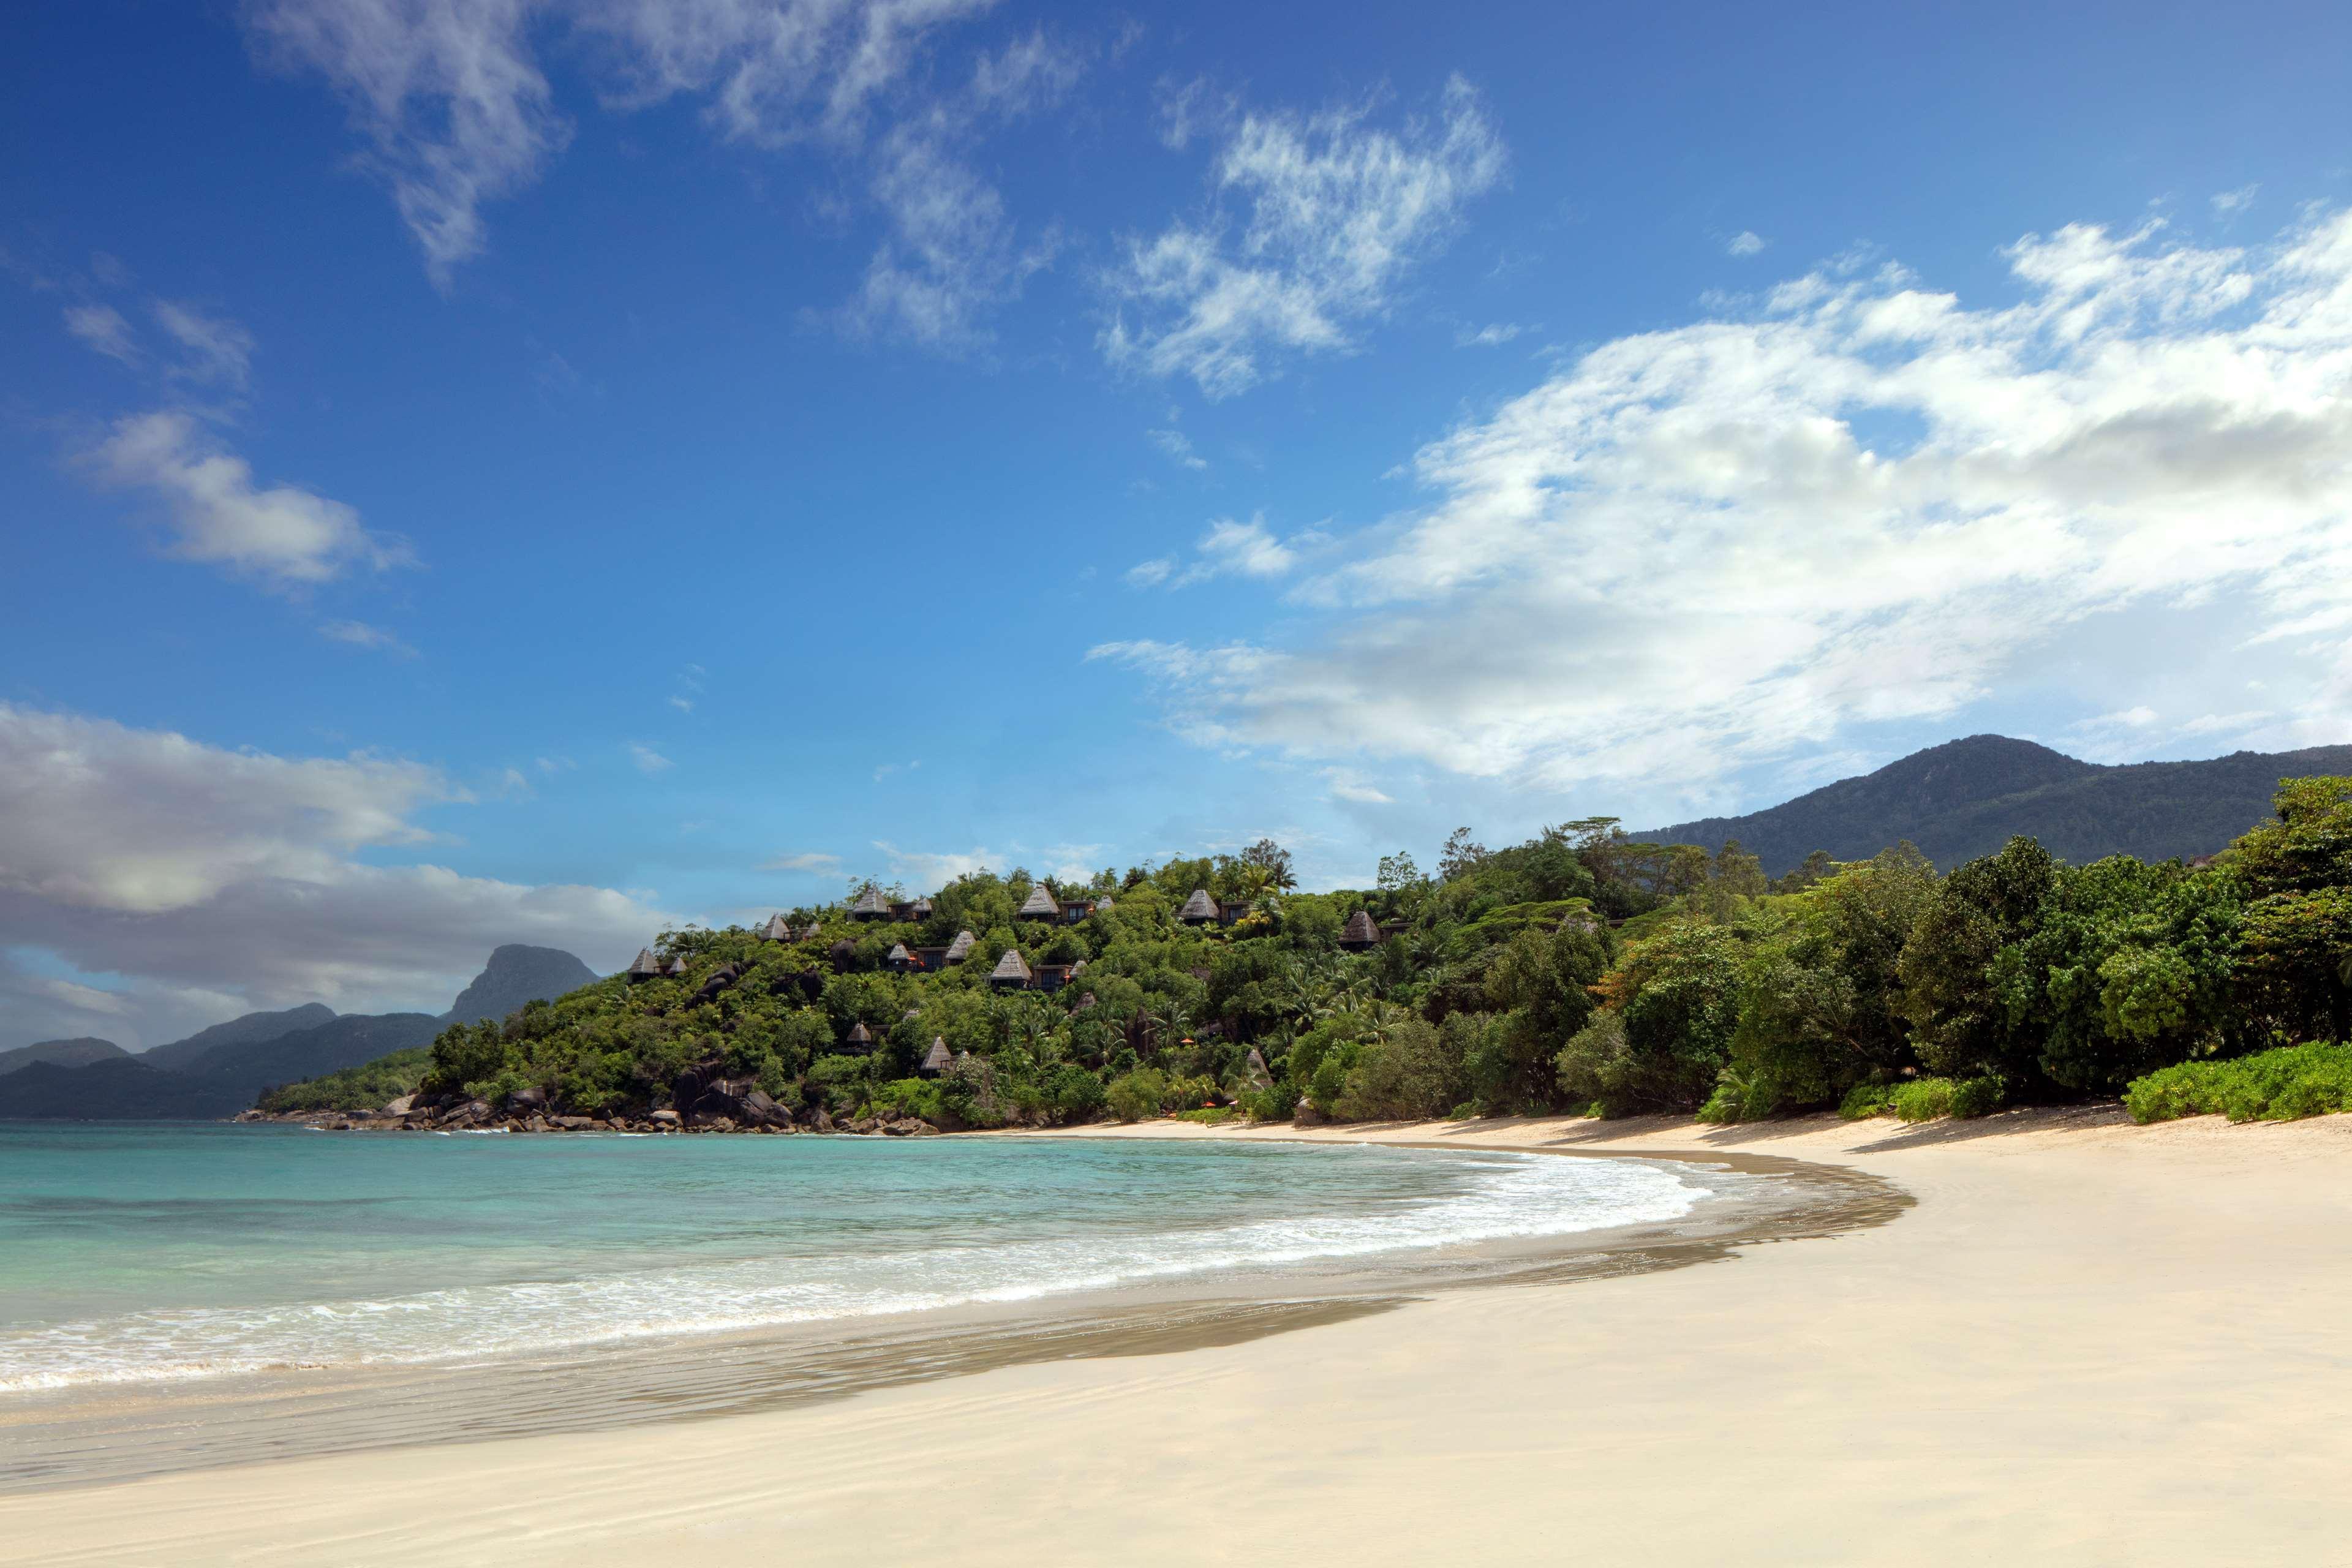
[[2212, 184, 2260, 217], [0, 705, 666, 1049], [1098, 208, 2352, 805], [89, 412, 407, 587], [1727, 230, 1766, 257], [1102, 75, 1506, 396]]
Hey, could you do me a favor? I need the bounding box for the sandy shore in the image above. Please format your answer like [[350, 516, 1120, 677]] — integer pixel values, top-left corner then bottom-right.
[[7, 1107, 2350, 1566]]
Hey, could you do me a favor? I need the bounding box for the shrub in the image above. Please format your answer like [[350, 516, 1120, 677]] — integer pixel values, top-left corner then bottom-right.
[[1105, 1068, 1169, 1121], [1947, 1074, 2007, 1119], [1694, 1083, 1743, 1124], [1838, 1083, 1894, 1120], [1889, 1075, 2005, 1122], [2124, 1042, 2352, 1123]]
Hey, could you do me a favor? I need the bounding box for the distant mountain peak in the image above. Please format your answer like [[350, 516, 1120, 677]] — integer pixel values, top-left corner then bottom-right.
[[445, 944, 595, 1026], [1637, 735, 2351, 875], [0, 1037, 128, 1077]]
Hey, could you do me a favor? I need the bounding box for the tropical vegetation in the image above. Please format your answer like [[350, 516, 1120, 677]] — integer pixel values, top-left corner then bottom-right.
[[267, 779, 2352, 1129]]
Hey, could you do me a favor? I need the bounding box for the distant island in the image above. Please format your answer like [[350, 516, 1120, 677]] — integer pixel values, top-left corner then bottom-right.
[[241, 737, 2352, 1139]]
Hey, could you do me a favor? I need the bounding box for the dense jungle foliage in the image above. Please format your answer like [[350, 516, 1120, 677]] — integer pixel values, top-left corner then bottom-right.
[[283, 778, 2352, 1127]]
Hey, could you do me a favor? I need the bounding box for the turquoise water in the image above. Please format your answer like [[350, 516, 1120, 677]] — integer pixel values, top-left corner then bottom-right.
[[0, 1124, 1707, 1393]]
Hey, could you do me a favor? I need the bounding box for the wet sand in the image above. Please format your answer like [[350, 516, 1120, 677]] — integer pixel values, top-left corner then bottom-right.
[[6, 1107, 2349, 1565]]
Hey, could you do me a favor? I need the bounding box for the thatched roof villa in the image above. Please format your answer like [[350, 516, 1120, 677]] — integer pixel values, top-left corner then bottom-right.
[[1339, 910, 1381, 950], [1177, 889, 1221, 925], [989, 949, 1033, 990]]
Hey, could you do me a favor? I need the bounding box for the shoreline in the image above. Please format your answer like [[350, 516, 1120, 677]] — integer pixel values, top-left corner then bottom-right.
[[4, 1109, 2349, 1564], [0, 1136, 1897, 1494]]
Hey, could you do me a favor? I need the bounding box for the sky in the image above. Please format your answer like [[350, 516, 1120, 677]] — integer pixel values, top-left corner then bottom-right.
[[4, 0, 2351, 1050]]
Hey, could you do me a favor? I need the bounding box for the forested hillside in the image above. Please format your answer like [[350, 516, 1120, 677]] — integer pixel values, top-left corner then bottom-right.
[[1638, 736, 2352, 874], [274, 775, 2352, 1132]]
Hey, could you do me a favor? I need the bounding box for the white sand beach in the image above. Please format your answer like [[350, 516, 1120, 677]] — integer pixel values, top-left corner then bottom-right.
[[7, 1108, 2350, 1566]]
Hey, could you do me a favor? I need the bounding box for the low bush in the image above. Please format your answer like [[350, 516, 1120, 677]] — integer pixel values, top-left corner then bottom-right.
[[1105, 1068, 1170, 1122], [1838, 1083, 1894, 1120], [1890, 1075, 2005, 1122], [2124, 1042, 2352, 1124]]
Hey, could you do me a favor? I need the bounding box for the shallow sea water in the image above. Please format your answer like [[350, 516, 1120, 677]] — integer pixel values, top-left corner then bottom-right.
[[0, 1123, 1709, 1394]]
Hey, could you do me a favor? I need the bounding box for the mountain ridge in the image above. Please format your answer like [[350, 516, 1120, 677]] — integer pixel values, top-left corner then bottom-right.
[[0, 948, 589, 1120], [1636, 736, 2352, 875]]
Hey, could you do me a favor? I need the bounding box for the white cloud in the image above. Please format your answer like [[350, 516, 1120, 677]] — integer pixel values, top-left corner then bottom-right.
[[1728, 230, 1766, 257], [968, 27, 1086, 117], [1102, 75, 1506, 397], [839, 108, 1060, 348], [320, 619, 417, 656], [0, 704, 667, 1049], [2212, 184, 2260, 217], [761, 850, 842, 873], [2074, 705, 2159, 731], [151, 300, 255, 388], [1455, 322, 1521, 347], [628, 742, 674, 773], [535, 754, 577, 774], [1095, 207, 2352, 803], [668, 695, 695, 712], [64, 304, 138, 364], [1148, 428, 1208, 469], [89, 412, 408, 587], [2180, 709, 2273, 735], [1131, 512, 1313, 589], [873, 839, 997, 888], [245, 0, 1008, 295], [1322, 767, 1393, 804]]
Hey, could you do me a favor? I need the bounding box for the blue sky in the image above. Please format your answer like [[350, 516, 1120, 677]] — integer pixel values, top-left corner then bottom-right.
[[4, 0, 2350, 1047]]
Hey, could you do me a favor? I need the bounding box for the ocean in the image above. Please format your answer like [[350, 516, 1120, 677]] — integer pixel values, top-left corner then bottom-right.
[[0, 1123, 1711, 1396]]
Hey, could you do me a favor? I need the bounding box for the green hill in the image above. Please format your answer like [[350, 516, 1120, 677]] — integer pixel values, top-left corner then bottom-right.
[[1637, 736, 2352, 874]]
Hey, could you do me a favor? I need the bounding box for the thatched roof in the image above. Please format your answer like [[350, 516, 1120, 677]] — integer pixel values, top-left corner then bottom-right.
[[846, 1022, 872, 1045], [1019, 884, 1060, 918], [944, 930, 976, 962], [628, 946, 662, 978], [1071, 959, 1088, 975], [1340, 909, 1381, 947], [903, 1008, 921, 1022], [1178, 888, 1221, 923], [990, 949, 1033, 984], [911, 897, 934, 916], [663, 956, 689, 977], [1095, 895, 1114, 912], [886, 942, 912, 963], [759, 914, 792, 941], [922, 1037, 952, 1072], [848, 885, 892, 918]]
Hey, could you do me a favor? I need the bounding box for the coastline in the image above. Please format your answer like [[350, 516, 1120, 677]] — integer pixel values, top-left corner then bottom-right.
[[6, 1109, 2350, 1564]]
